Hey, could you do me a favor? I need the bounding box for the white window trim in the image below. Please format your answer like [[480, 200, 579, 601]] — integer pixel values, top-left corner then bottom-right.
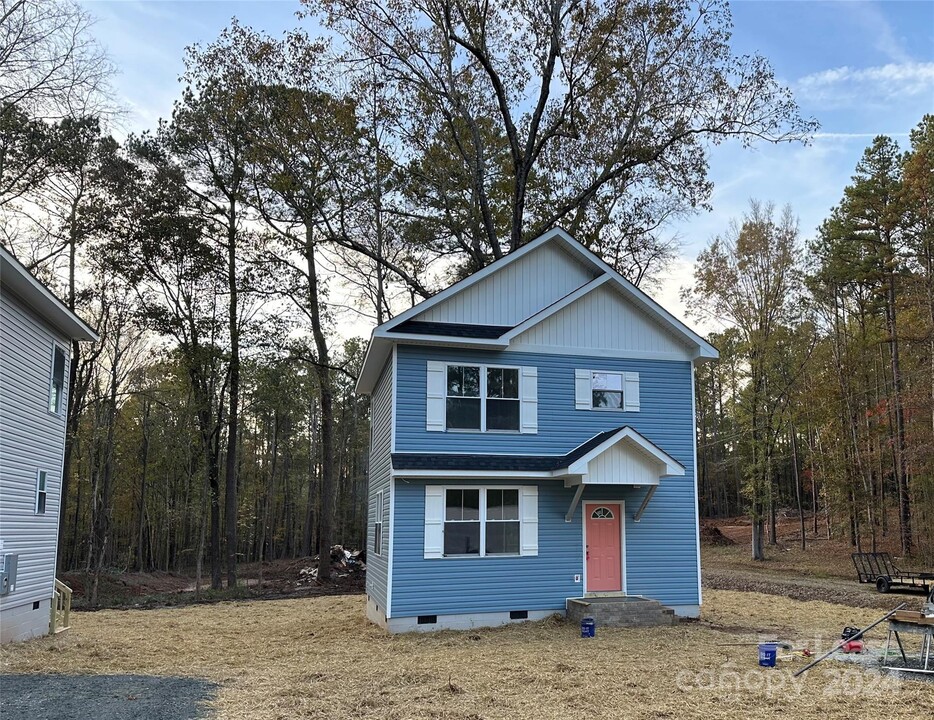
[[48, 343, 67, 416], [444, 363, 522, 433], [590, 370, 625, 412], [374, 490, 384, 555], [35, 469, 48, 515], [575, 369, 640, 412], [440, 485, 524, 558]]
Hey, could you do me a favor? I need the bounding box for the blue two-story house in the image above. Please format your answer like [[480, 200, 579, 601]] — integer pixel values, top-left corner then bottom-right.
[[355, 228, 717, 632]]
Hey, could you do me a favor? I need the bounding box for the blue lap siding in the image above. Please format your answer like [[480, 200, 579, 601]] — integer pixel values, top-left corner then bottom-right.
[[387, 344, 699, 618]]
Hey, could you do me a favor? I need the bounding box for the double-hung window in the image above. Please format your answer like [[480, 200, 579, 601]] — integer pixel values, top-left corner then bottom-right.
[[49, 345, 66, 414], [576, 369, 639, 412], [35, 470, 47, 514], [443, 488, 520, 556], [374, 490, 384, 555], [592, 371, 624, 409], [445, 365, 519, 431]]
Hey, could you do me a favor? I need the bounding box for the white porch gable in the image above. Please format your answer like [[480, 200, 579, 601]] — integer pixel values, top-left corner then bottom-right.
[[560, 427, 684, 523]]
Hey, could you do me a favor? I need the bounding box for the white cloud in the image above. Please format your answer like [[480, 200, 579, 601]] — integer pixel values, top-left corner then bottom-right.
[[795, 62, 934, 108]]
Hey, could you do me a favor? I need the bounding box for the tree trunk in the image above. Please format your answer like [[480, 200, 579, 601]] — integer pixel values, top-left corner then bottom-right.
[[305, 226, 336, 581], [885, 272, 912, 555], [225, 225, 240, 589], [790, 424, 805, 550], [135, 398, 151, 571]]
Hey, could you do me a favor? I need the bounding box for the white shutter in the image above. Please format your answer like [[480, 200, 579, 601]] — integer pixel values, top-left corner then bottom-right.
[[519, 486, 539, 556], [426, 361, 446, 431], [623, 372, 640, 412], [574, 369, 592, 410], [519, 366, 538, 434], [424, 485, 444, 558]]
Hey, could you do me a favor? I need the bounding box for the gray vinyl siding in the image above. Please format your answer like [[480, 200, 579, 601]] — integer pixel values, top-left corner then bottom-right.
[[0, 289, 69, 617], [365, 354, 393, 614]]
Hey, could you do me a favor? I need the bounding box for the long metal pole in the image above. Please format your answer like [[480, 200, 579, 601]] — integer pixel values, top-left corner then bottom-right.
[[793, 603, 907, 677]]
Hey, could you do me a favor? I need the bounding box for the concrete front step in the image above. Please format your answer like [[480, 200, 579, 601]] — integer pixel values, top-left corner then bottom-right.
[[566, 596, 677, 628]]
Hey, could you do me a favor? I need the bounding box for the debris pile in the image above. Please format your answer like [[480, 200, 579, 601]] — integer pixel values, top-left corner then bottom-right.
[[298, 546, 366, 583], [699, 524, 735, 546]]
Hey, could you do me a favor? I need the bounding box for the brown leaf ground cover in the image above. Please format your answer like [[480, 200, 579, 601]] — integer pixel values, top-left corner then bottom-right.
[[2, 590, 931, 719]]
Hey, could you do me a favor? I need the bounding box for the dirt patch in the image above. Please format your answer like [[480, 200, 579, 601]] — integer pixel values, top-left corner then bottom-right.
[[63, 557, 365, 610], [2, 591, 932, 720], [703, 569, 925, 611]]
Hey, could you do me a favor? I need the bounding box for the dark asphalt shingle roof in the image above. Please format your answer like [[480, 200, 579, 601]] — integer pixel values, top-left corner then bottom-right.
[[392, 426, 627, 472], [389, 320, 512, 339]]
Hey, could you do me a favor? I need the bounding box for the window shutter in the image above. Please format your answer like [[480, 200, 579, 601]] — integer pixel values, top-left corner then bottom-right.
[[623, 372, 640, 412], [519, 366, 538, 434], [424, 486, 444, 558], [426, 361, 446, 431], [519, 486, 539, 556], [574, 369, 592, 410]]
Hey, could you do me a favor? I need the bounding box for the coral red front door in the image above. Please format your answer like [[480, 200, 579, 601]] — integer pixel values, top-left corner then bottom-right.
[[585, 504, 622, 592]]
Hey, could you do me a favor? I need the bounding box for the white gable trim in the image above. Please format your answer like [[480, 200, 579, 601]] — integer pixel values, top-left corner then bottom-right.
[[500, 274, 612, 341], [373, 229, 570, 336], [356, 227, 717, 393], [566, 427, 685, 478], [533, 229, 718, 361]]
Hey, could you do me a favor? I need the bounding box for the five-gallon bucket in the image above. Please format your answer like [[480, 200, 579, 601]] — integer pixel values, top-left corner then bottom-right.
[[580, 617, 596, 638], [758, 643, 777, 667]]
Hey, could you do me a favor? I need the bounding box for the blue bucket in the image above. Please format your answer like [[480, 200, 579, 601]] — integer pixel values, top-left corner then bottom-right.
[[758, 643, 777, 667], [580, 617, 596, 638]]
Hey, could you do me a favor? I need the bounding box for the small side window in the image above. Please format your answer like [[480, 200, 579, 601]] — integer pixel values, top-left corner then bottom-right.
[[49, 346, 66, 414], [36, 470, 47, 514], [374, 491, 384, 555]]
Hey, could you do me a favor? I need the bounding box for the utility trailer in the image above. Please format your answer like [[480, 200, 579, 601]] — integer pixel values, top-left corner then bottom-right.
[[852, 552, 934, 594]]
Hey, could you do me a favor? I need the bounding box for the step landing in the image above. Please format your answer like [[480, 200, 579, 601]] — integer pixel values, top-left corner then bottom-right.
[[566, 595, 677, 627]]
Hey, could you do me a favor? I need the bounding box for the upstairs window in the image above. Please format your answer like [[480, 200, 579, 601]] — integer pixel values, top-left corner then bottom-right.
[[35, 470, 47, 514], [445, 364, 519, 431], [49, 345, 66, 414], [446, 365, 481, 430], [592, 371, 623, 409]]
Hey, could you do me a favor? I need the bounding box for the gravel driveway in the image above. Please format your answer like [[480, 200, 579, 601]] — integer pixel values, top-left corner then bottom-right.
[[0, 674, 216, 720]]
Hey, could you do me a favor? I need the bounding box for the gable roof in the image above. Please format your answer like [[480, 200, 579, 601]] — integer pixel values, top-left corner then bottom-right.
[[0, 246, 99, 342], [356, 228, 717, 393]]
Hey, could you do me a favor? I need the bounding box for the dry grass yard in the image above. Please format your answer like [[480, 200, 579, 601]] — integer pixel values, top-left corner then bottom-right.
[[2, 590, 932, 719]]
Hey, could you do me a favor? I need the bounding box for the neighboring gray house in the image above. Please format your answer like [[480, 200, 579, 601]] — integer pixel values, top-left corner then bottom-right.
[[0, 246, 97, 643]]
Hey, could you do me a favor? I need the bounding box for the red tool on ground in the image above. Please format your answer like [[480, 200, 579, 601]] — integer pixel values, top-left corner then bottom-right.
[[840, 626, 865, 654]]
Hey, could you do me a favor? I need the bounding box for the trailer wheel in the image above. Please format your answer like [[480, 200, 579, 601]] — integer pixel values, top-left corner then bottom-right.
[[875, 576, 891, 594]]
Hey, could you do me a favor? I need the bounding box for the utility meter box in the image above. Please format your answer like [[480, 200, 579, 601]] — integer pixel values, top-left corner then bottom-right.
[[0, 553, 18, 596]]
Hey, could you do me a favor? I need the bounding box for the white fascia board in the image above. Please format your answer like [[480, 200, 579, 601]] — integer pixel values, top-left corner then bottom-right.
[[355, 335, 392, 395], [372, 331, 507, 347], [0, 247, 99, 341], [373, 230, 563, 334], [564, 427, 686, 477], [546, 232, 718, 360], [356, 332, 508, 394], [391, 469, 557, 479], [500, 274, 612, 341]]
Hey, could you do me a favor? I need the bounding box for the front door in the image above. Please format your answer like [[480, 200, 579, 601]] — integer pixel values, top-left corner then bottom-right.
[[585, 503, 622, 592]]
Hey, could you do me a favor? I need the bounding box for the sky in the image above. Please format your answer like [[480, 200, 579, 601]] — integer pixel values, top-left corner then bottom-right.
[[80, 0, 934, 330]]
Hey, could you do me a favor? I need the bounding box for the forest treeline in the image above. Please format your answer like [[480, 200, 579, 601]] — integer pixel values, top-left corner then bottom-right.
[[688, 124, 934, 562], [1, 0, 927, 600]]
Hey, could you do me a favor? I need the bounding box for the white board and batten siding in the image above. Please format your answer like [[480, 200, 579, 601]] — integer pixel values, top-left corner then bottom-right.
[[366, 352, 394, 620], [587, 442, 665, 486], [415, 242, 598, 326], [0, 289, 69, 641], [512, 283, 694, 360]]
